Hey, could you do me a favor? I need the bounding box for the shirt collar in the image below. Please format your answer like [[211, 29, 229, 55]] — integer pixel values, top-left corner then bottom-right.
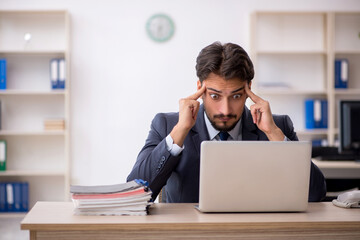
[[204, 111, 242, 140]]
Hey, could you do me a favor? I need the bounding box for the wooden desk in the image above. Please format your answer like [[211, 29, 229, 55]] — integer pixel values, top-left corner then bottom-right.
[[21, 202, 360, 240]]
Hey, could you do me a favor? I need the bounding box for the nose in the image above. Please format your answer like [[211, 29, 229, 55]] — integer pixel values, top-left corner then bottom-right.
[[219, 98, 231, 116]]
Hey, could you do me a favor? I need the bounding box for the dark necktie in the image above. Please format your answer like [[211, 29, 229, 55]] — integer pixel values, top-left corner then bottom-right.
[[219, 131, 230, 141]]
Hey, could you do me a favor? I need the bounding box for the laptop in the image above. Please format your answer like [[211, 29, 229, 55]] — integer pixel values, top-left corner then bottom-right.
[[197, 141, 311, 212]]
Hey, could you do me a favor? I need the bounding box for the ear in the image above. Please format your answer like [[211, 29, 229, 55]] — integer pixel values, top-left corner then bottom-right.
[[197, 80, 202, 90]]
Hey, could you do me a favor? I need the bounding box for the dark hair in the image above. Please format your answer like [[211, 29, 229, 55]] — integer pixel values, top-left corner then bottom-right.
[[195, 42, 254, 83]]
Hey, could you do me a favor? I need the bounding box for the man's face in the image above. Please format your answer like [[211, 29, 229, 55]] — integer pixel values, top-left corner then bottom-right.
[[198, 73, 249, 132]]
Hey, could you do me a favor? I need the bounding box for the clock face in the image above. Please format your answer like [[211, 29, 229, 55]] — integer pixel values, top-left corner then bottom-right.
[[146, 14, 175, 43]]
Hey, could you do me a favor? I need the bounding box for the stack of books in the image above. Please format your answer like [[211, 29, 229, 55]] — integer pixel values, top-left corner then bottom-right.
[[44, 119, 65, 131], [70, 179, 152, 216]]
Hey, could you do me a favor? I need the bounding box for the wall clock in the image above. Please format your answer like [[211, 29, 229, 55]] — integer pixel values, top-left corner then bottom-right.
[[146, 14, 175, 43]]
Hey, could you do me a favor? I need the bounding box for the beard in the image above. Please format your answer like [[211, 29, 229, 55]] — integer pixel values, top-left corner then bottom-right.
[[204, 109, 239, 132]]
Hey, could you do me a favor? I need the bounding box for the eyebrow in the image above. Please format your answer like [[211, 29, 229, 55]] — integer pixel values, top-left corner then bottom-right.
[[207, 87, 245, 94]]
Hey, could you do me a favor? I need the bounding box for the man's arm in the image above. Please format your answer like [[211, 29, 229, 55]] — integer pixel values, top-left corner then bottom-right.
[[251, 91, 327, 201], [127, 113, 182, 200], [127, 84, 206, 201], [309, 162, 327, 201], [245, 83, 285, 141], [170, 83, 206, 146]]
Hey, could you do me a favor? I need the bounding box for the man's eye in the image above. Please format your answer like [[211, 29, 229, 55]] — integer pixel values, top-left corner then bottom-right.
[[210, 94, 219, 100], [233, 94, 242, 99]]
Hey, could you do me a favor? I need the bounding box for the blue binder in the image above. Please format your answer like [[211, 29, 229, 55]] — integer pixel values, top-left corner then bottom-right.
[[50, 58, 59, 89], [0, 183, 6, 212], [305, 99, 328, 129], [312, 139, 322, 147], [1, 182, 29, 212], [13, 182, 22, 212], [50, 58, 66, 89], [335, 59, 348, 89], [321, 100, 328, 128], [0, 59, 6, 89], [58, 58, 66, 89], [21, 182, 29, 212], [6, 183, 14, 211]]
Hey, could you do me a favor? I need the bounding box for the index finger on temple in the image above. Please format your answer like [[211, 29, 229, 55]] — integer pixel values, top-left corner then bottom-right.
[[245, 83, 261, 102], [188, 82, 206, 100]]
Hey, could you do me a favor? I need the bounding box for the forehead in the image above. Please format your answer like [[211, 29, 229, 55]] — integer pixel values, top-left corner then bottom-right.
[[204, 73, 246, 92]]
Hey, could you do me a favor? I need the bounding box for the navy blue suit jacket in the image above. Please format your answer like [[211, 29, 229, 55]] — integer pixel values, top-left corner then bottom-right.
[[127, 105, 327, 202]]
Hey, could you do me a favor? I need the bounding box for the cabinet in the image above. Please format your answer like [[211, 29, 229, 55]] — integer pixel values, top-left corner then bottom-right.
[[250, 11, 360, 146], [0, 10, 70, 215]]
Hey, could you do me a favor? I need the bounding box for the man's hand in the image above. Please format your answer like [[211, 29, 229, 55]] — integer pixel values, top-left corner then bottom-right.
[[170, 83, 206, 147], [245, 83, 285, 141]]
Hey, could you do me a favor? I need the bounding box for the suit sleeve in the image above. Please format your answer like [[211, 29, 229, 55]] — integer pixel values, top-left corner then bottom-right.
[[127, 113, 181, 201], [282, 115, 298, 141], [281, 115, 327, 201], [308, 162, 327, 202]]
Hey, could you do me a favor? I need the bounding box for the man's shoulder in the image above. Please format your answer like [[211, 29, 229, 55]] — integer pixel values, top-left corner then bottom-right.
[[153, 112, 179, 121], [272, 114, 298, 140], [152, 112, 179, 129], [272, 114, 292, 126]]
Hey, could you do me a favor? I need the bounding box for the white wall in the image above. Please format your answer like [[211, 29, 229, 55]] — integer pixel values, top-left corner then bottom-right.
[[1, 0, 360, 185]]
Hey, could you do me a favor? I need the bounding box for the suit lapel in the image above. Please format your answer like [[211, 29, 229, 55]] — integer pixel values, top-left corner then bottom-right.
[[191, 104, 209, 154]]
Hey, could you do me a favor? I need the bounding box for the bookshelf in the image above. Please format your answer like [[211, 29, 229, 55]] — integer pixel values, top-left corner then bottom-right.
[[0, 10, 70, 216], [251, 11, 360, 146]]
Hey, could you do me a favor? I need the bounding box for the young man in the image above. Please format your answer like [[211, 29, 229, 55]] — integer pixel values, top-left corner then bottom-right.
[[127, 42, 326, 202]]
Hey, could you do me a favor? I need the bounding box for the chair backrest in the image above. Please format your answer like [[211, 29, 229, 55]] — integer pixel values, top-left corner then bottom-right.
[[159, 188, 166, 203]]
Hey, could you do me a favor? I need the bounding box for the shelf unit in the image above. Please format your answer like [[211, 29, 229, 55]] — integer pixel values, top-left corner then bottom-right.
[[0, 10, 70, 215], [251, 11, 360, 145]]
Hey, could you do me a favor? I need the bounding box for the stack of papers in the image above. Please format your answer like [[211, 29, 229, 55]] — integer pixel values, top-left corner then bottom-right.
[[70, 179, 152, 216]]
